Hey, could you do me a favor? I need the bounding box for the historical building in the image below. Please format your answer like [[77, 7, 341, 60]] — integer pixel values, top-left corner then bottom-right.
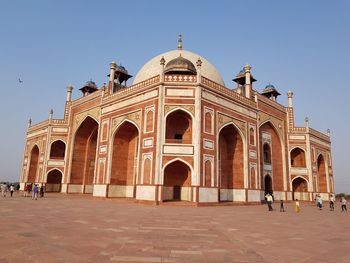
[[20, 36, 334, 203]]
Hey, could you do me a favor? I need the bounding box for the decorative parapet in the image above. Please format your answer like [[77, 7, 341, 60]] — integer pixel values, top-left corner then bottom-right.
[[309, 128, 330, 142], [165, 74, 196, 83], [103, 75, 160, 103], [256, 93, 286, 112], [27, 120, 49, 133], [52, 119, 66, 125], [291, 127, 307, 133], [71, 89, 103, 107], [201, 76, 256, 108]]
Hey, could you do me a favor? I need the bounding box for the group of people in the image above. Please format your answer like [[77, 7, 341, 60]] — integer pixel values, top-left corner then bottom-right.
[[23, 183, 45, 200], [1, 183, 17, 197], [265, 192, 348, 213]]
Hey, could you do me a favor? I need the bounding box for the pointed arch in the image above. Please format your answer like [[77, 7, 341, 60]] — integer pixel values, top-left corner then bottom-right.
[[259, 121, 284, 192], [217, 122, 245, 201], [292, 176, 309, 200], [317, 154, 327, 193], [109, 120, 140, 189], [163, 158, 192, 201], [70, 116, 99, 190], [264, 174, 273, 195], [165, 108, 193, 144], [46, 168, 63, 192], [290, 147, 306, 167], [50, 140, 66, 159], [27, 144, 40, 183]]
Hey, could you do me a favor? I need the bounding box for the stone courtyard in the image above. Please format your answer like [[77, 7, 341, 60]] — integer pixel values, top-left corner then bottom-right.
[[0, 193, 349, 263]]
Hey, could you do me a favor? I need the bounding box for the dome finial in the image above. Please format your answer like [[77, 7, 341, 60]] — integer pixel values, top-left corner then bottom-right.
[[177, 33, 183, 50]]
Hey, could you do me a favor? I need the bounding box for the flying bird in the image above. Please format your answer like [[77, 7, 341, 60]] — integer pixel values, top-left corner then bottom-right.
[[18, 78, 23, 83]]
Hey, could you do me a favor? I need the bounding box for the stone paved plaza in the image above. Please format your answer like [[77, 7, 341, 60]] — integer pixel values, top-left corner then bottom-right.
[[0, 193, 349, 263]]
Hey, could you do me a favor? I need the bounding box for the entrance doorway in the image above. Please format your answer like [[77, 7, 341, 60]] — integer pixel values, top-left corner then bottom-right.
[[163, 160, 191, 201]]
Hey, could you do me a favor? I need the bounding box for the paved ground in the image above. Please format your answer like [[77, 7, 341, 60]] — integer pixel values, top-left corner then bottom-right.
[[0, 193, 349, 263]]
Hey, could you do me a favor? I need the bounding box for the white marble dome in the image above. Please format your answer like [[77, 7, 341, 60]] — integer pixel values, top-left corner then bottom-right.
[[133, 49, 225, 86]]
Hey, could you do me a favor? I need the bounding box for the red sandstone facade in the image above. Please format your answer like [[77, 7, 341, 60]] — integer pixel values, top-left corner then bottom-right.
[[20, 41, 334, 203]]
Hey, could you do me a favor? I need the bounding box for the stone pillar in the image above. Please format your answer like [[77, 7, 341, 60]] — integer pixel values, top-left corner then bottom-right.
[[109, 61, 117, 94], [66, 84, 73, 102], [287, 91, 294, 107], [244, 64, 252, 99], [27, 118, 32, 129], [305, 117, 309, 132], [49, 109, 53, 120]]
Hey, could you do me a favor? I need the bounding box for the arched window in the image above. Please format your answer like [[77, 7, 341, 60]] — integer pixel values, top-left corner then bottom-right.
[[165, 110, 192, 144], [205, 112, 212, 133], [249, 127, 255, 145], [204, 160, 212, 187], [145, 110, 154, 132], [50, 140, 66, 159], [263, 144, 271, 164], [290, 148, 306, 167]]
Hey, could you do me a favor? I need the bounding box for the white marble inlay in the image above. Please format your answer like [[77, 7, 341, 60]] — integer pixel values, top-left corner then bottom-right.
[[163, 145, 194, 155], [166, 88, 194, 97]]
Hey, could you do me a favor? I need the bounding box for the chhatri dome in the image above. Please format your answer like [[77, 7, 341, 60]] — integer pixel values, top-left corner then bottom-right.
[[133, 34, 225, 86]]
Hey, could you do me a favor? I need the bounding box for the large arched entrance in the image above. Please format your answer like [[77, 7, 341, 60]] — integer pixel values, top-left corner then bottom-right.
[[292, 177, 308, 200], [165, 110, 192, 144], [70, 117, 98, 193], [27, 145, 39, 183], [317, 154, 327, 193], [163, 160, 191, 201], [46, 169, 63, 192], [259, 122, 284, 193], [218, 124, 244, 201], [109, 121, 139, 198], [264, 175, 273, 196]]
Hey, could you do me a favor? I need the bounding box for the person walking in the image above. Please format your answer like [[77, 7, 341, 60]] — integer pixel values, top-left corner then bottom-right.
[[265, 193, 273, 211], [10, 185, 14, 197], [316, 194, 323, 210], [341, 197, 347, 212], [280, 200, 285, 212], [1, 183, 7, 197], [27, 184, 32, 197], [40, 185, 44, 198], [330, 194, 335, 211], [295, 199, 300, 213], [32, 184, 39, 200]]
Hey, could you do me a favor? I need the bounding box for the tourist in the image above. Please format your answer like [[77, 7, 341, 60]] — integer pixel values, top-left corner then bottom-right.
[[295, 199, 300, 213], [32, 184, 39, 200], [1, 183, 7, 197], [341, 197, 347, 212], [330, 194, 335, 211], [40, 185, 44, 198], [265, 193, 273, 211], [10, 185, 15, 197], [24, 184, 28, 197], [280, 200, 285, 212], [316, 194, 323, 210]]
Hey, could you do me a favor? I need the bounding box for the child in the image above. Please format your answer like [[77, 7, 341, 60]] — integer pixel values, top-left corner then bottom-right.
[[341, 197, 347, 212], [280, 200, 285, 212], [295, 199, 300, 213]]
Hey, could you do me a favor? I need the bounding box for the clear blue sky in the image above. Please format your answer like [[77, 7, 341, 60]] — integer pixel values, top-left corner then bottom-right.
[[1, 0, 349, 193]]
